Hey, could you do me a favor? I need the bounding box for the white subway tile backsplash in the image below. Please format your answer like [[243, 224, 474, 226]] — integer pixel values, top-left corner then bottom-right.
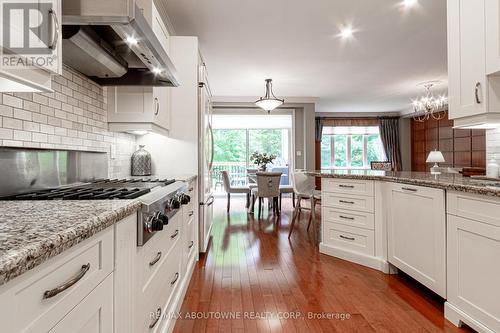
[[3, 117, 23, 130], [0, 65, 137, 178], [3, 95, 23, 108], [13, 109, 32, 121]]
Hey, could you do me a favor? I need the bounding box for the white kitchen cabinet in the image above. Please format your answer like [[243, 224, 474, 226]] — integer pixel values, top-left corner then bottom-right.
[[446, 215, 500, 333], [0, 225, 114, 333], [49, 274, 113, 333], [447, 0, 500, 128], [136, 0, 171, 55], [386, 183, 446, 297], [486, 0, 500, 75], [0, 0, 61, 92], [107, 86, 171, 136]]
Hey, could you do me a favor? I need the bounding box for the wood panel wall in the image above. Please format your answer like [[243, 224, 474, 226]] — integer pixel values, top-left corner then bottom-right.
[[411, 111, 486, 171]]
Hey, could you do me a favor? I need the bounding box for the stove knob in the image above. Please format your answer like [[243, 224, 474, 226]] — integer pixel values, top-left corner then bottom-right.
[[180, 194, 191, 205], [144, 218, 154, 233], [157, 212, 169, 225], [170, 198, 181, 209], [151, 214, 164, 231]]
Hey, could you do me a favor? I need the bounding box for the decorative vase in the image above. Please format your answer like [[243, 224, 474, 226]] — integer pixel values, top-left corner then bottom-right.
[[131, 145, 152, 176]]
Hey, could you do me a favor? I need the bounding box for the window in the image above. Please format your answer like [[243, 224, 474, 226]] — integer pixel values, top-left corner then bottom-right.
[[321, 126, 386, 169]]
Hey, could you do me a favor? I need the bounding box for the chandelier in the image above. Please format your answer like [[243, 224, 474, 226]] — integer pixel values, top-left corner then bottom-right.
[[411, 81, 447, 122], [255, 79, 284, 113]]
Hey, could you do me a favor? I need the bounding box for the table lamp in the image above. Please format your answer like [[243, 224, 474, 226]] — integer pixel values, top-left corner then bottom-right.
[[426, 150, 445, 174]]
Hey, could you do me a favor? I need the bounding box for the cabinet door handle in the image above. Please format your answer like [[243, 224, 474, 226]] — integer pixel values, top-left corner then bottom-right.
[[188, 240, 194, 249], [171, 229, 179, 239], [475, 82, 482, 104], [149, 307, 162, 329], [339, 235, 355, 241], [188, 211, 194, 217], [339, 185, 354, 188], [43, 263, 90, 299], [149, 251, 162, 266], [188, 187, 194, 192], [339, 215, 355, 220], [339, 200, 355, 204], [401, 187, 418, 192], [154, 97, 159, 115], [170, 272, 179, 285], [49, 9, 59, 50]]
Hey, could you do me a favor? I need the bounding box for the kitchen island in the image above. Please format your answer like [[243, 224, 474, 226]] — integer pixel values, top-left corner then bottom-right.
[[310, 170, 500, 333]]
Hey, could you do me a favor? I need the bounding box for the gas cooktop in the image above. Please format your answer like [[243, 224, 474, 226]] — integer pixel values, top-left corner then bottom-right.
[[1, 178, 176, 200]]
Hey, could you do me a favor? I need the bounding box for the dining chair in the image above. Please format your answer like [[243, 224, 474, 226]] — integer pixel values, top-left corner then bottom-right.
[[288, 171, 321, 243], [250, 172, 282, 218], [221, 170, 251, 212]]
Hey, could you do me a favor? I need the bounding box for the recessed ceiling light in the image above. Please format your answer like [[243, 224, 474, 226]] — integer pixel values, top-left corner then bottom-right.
[[403, 0, 418, 8], [339, 26, 354, 39], [126, 36, 138, 45]]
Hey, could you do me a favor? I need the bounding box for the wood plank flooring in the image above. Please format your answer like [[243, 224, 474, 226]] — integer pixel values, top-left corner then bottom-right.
[[173, 195, 473, 333]]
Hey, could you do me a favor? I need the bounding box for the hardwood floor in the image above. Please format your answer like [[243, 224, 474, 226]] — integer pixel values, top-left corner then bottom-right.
[[174, 195, 473, 333]]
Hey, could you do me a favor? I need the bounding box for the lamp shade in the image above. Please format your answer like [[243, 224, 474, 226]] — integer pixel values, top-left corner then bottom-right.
[[426, 150, 445, 163]]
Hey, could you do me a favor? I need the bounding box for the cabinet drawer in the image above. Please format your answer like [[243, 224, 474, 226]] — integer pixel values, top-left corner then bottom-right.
[[136, 241, 182, 333], [322, 192, 375, 213], [49, 273, 113, 333], [322, 207, 375, 230], [0, 227, 114, 333], [136, 213, 181, 292], [323, 222, 375, 256], [447, 191, 500, 227], [322, 178, 374, 196]]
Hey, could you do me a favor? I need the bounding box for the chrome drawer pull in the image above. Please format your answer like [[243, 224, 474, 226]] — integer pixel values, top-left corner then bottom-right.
[[188, 241, 194, 249], [401, 187, 418, 192], [339, 185, 354, 188], [339, 215, 355, 220], [171, 272, 179, 285], [48, 9, 59, 50], [43, 263, 90, 299], [149, 307, 162, 329], [339, 235, 355, 241], [171, 229, 179, 239], [149, 252, 162, 266], [339, 200, 355, 204], [475, 82, 482, 104]]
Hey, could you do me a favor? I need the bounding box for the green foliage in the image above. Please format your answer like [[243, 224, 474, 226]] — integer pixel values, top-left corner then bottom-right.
[[213, 129, 246, 162], [213, 129, 283, 164]]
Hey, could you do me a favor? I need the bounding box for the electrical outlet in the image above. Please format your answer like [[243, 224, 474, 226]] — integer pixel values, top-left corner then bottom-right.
[[296, 150, 302, 156]]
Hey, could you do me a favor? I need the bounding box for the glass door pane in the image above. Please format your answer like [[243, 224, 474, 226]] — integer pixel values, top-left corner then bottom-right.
[[248, 129, 290, 184], [212, 129, 247, 191]]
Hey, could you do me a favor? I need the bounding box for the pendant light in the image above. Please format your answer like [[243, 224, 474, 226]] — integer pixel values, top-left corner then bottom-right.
[[255, 79, 284, 113]]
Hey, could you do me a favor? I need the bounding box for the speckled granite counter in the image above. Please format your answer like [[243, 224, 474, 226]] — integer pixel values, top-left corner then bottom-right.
[[307, 170, 500, 197], [0, 200, 140, 286]]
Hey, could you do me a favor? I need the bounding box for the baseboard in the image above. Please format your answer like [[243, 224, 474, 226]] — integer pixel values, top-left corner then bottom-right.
[[162, 256, 198, 333], [445, 302, 495, 333], [319, 243, 390, 273]]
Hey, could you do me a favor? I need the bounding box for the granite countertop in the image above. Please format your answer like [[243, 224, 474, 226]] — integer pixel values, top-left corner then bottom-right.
[[307, 170, 500, 197], [0, 200, 141, 286]]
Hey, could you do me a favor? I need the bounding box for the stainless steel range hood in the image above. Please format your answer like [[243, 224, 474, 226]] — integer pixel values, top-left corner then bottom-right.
[[62, 0, 179, 87]]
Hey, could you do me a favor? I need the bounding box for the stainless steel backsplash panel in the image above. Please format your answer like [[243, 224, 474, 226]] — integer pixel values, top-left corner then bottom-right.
[[0, 149, 108, 196]]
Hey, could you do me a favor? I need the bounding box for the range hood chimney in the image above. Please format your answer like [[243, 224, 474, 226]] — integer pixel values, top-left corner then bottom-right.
[[62, 0, 179, 87]]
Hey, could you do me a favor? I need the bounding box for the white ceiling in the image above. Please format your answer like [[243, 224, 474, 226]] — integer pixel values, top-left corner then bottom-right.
[[164, 0, 448, 113]]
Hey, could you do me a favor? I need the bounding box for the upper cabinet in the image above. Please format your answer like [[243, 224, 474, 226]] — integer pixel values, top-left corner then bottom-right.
[[0, 0, 62, 92], [107, 1, 172, 137], [447, 0, 500, 128]]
